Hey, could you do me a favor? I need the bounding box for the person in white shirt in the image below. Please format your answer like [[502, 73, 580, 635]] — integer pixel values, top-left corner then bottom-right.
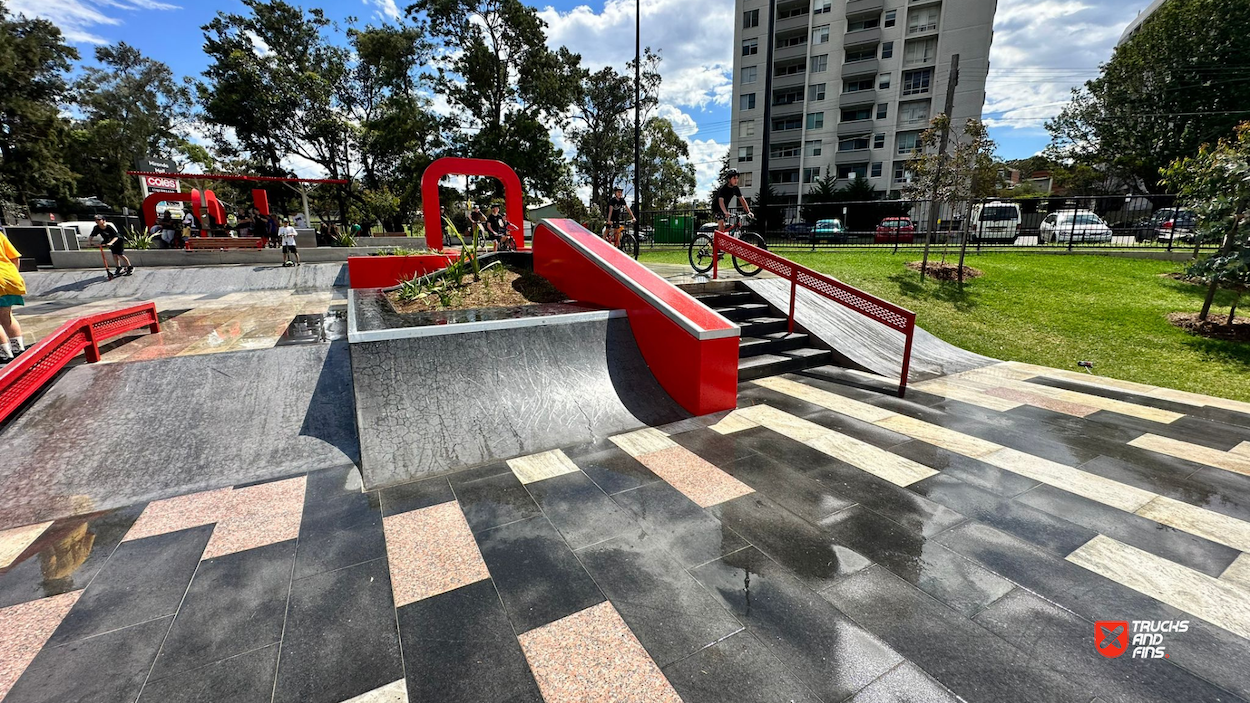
[[279, 218, 300, 267]]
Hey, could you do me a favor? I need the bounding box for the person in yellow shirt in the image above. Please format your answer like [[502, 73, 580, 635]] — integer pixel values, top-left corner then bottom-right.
[[0, 226, 28, 363]]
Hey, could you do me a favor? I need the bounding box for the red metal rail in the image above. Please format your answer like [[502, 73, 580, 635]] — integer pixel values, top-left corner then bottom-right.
[[0, 302, 160, 423], [713, 233, 917, 397]]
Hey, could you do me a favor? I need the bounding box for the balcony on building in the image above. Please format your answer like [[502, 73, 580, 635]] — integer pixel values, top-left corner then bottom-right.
[[773, 29, 808, 61], [846, 0, 883, 15], [772, 62, 808, 89], [774, 0, 810, 32], [838, 89, 877, 109], [844, 25, 881, 45]]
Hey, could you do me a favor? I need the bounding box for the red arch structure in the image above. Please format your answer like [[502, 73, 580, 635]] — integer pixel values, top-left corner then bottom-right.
[[421, 157, 525, 251], [141, 189, 228, 229]]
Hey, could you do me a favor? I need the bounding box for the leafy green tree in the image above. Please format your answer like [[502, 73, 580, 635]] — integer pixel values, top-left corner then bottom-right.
[[0, 2, 78, 213], [69, 43, 192, 211], [638, 117, 695, 211], [1162, 122, 1250, 322], [1047, 0, 1250, 192], [409, 0, 581, 199], [567, 66, 632, 212]]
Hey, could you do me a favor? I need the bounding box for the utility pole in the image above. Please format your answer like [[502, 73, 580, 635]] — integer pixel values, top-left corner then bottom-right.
[[634, 0, 641, 242], [920, 53, 959, 282]]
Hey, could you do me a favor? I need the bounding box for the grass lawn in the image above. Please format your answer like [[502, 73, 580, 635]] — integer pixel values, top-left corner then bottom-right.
[[639, 247, 1250, 402]]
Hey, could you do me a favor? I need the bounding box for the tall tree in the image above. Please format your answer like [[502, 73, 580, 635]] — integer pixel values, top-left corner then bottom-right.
[[409, 0, 581, 199], [69, 43, 192, 211], [567, 66, 632, 212], [637, 117, 695, 211], [0, 2, 78, 214], [1046, 0, 1250, 192]]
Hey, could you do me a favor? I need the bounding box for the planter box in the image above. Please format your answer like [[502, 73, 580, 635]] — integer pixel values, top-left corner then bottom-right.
[[346, 252, 460, 289]]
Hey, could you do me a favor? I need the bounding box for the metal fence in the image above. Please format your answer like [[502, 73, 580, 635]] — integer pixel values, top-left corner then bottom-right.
[[635, 195, 1218, 254]]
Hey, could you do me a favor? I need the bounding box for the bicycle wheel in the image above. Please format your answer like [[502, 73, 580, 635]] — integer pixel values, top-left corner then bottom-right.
[[617, 232, 639, 259], [688, 234, 715, 274], [732, 231, 767, 277]]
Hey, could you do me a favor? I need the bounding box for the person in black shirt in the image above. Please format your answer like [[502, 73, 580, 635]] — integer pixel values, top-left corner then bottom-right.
[[88, 215, 133, 276], [469, 204, 486, 243], [711, 169, 753, 230], [484, 204, 508, 251], [602, 186, 635, 245]]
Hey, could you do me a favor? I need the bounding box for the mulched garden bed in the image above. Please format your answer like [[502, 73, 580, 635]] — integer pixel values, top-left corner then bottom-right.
[[387, 264, 566, 313], [1167, 311, 1250, 342], [905, 261, 984, 281]]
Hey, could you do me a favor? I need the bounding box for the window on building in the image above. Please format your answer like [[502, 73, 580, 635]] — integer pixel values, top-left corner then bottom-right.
[[806, 112, 825, 129], [896, 131, 919, 155], [740, 93, 756, 110], [846, 45, 876, 63], [881, 41, 894, 59], [773, 115, 803, 131], [908, 7, 939, 34], [876, 103, 889, 119], [805, 139, 823, 157], [841, 105, 872, 122], [878, 73, 892, 89], [844, 77, 874, 93], [742, 38, 758, 56], [902, 68, 932, 96], [738, 146, 754, 162], [904, 37, 937, 65], [812, 25, 830, 44], [808, 83, 826, 101], [743, 9, 759, 28], [778, 5, 808, 18], [773, 87, 804, 105], [741, 66, 757, 84], [770, 169, 800, 184], [900, 100, 930, 126], [738, 120, 756, 138], [871, 162, 883, 178], [838, 163, 868, 179], [775, 60, 807, 76], [771, 142, 801, 158], [802, 167, 821, 183], [742, 172, 753, 187], [838, 135, 870, 151], [813, 0, 831, 14], [777, 33, 806, 48], [873, 133, 885, 149], [847, 15, 880, 32], [893, 163, 912, 184], [884, 9, 896, 27], [811, 55, 828, 72]]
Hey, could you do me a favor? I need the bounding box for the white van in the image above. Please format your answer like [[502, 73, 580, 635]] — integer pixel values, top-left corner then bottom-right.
[[969, 201, 1022, 243]]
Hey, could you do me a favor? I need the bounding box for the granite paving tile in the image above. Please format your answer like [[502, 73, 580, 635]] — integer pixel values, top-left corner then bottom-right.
[[507, 449, 582, 485], [448, 463, 542, 533], [293, 482, 385, 580], [661, 630, 821, 703], [1223, 553, 1250, 591], [122, 487, 233, 542], [138, 644, 279, 703], [1133, 495, 1250, 553], [609, 427, 678, 457], [1077, 455, 1250, 524], [636, 446, 756, 508], [609, 481, 748, 569], [0, 523, 52, 570], [202, 476, 306, 560], [397, 579, 542, 703], [668, 427, 762, 468], [721, 450, 857, 522], [523, 472, 637, 550], [576, 532, 743, 667], [737, 383, 832, 419], [0, 591, 80, 700], [1129, 434, 1250, 477], [383, 501, 489, 607], [474, 516, 605, 634], [803, 409, 915, 449], [845, 662, 962, 703], [378, 476, 455, 517], [983, 386, 1099, 417], [563, 440, 660, 495], [889, 441, 1041, 497]]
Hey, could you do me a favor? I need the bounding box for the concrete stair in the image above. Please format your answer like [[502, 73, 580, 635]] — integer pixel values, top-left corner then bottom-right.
[[695, 286, 834, 382]]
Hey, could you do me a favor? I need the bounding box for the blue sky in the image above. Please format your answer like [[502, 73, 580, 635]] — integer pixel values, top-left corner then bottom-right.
[[10, 0, 1153, 195]]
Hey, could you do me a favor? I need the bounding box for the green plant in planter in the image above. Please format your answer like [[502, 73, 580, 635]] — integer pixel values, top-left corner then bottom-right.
[[124, 226, 156, 250], [335, 231, 357, 247], [443, 217, 480, 282]]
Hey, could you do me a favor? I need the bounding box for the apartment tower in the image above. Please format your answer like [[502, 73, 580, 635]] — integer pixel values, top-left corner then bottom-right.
[[730, 0, 996, 207]]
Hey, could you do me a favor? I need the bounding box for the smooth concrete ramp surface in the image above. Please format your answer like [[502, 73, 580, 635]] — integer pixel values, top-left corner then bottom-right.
[[351, 317, 689, 489], [0, 343, 358, 529], [23, 262, 347, 301], [746, 278, 995, 382]]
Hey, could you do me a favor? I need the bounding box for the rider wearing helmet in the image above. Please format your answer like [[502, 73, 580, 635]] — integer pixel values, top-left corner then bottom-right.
[[712, 169, 752, 230], [603, 186, 636, 245]]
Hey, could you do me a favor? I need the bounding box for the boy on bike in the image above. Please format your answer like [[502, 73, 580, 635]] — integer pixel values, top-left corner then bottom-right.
[[484, 204, 508, 251], [603, 187, 635, 246], [712, 169, 753, 230]]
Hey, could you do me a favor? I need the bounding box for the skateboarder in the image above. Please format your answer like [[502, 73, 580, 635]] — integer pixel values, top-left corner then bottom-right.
[[88, 215, 133, 277], [279, 218, 301, 267]]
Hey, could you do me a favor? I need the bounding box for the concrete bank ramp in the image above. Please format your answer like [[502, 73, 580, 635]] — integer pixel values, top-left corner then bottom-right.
[[23, 262, 348, 301], [745, 278, 995, 382], [0, 343, 359, 529], [351, 316, 689, 489]]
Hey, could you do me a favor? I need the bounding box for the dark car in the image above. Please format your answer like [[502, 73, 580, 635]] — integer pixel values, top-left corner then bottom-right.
[[1149, 208, 1197, 244], [784, 222, 814, 239]]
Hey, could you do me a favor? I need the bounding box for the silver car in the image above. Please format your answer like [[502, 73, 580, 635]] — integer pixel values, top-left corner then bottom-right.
[[1039, 210, 1113, 244]]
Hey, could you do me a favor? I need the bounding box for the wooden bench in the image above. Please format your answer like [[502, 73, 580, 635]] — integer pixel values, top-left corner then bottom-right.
[[184, 237, 266, 251]]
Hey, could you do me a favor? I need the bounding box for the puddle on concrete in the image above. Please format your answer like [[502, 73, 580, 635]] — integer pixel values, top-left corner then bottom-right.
[[276, 310, 348, 345]]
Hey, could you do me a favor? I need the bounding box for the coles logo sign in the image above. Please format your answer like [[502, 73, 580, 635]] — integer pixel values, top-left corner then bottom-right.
[[145, 176, 179, 193], [1096, 620, 1188, 659]]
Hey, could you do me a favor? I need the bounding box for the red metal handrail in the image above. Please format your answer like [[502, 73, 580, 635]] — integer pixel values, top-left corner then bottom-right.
[[713, 233, 917, 396], [0, 302, 160, 423]]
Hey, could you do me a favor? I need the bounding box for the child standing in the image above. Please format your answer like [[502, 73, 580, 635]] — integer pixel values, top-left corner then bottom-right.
[[0, 226, 28, 363], [279, 218, 300, 267]]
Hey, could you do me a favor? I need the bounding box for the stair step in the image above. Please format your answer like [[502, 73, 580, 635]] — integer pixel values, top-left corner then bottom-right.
[[714, 302, 772, 321], [739, 333, 811, 358], [695, 290, 755, 308], [737, 347, 833, 382], [739, 317, 789, 336]]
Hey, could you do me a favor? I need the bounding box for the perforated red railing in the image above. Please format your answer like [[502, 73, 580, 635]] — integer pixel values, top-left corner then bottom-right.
[[0, 302, 160, 423], [713, 233, 917, 397]]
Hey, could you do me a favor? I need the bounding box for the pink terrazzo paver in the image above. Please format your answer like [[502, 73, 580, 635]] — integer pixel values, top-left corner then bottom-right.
[[0, 591, 81, 699], [637, 446, 754, 508], [984, 387, 1099, 417], [383, 501, 490, 607], [122, 487, 235, 542], [202, 477, 307, 560], [518, 601, 682, 703]]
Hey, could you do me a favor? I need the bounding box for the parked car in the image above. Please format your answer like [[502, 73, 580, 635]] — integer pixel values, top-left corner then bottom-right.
[[784, 222, 814, 239], [1038, 210, 1113, 244], [874, 217, 915, 244], [969, 201, 1022, 243], [1147, 208, 1197, 244], [61, 220, 99, 246], [811, 219, 848, 243]]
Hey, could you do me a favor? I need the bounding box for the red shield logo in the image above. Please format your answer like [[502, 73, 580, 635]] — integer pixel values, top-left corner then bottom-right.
[[1095, 621, 1129, 658]]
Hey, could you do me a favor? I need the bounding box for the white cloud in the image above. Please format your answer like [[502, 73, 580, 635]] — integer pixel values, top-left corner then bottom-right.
[[364, 0, 402, 22], [686, 138, 728, 201], [8, 0, 178, 44]]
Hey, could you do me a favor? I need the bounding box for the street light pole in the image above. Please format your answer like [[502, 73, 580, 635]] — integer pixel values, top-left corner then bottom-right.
[[634, 0, 641, 242]]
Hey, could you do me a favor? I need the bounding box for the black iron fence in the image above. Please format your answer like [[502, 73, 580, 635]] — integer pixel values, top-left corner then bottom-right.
[[635, 195, 1219, 254]]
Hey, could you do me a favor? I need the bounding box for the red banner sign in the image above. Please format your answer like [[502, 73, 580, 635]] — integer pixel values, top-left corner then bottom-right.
[[145, 175, 179, 193]]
